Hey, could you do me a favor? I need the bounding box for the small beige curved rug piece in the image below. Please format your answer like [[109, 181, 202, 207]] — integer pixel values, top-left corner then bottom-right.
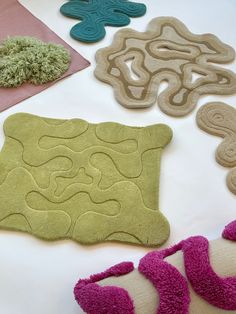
[[0, 113, 172, 247], [95, 17, 236, 117], [197, 102, 236, 195]]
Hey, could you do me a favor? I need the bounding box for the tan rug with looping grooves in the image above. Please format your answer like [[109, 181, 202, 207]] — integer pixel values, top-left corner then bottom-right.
[[95, 17, 236, 117], [197, 102, 236, 195]]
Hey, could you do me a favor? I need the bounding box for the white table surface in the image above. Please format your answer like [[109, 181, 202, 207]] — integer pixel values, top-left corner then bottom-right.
[[0, 0, 235, 313]]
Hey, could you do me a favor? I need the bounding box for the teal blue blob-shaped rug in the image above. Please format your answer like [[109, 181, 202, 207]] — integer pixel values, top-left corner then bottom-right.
[[60, 0, 146, 43]]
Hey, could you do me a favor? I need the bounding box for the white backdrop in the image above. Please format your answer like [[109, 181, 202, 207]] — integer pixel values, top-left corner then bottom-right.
[[0, 1, 235, 313]]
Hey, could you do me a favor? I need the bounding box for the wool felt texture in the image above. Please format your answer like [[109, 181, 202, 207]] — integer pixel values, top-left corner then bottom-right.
[[95, 17, 236, 117], [60, 0, 146, 43], [0, 0, 89, 112], [74, 220, 236, 313], [0, 36, 71, 88], [0, 113, 172, 247], [197, 102, 236, 195]]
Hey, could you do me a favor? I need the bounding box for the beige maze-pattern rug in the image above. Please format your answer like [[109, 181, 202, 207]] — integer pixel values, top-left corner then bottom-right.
[[95, 17, 236, 117]]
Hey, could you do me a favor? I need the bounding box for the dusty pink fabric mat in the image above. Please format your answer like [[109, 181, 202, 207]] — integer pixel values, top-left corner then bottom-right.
[[0, 0, 90, 112]]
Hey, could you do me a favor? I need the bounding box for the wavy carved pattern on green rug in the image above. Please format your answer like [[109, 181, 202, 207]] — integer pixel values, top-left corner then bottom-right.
[[0, 113, 172, 246]]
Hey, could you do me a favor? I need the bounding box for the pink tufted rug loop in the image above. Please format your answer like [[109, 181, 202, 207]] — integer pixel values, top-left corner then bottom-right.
[[222, 220, 236, 241], [74, 220, 236, 313], [74, 262, 135, 314]]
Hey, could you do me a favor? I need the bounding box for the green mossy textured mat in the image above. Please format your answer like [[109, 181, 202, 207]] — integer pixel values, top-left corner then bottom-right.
[[0, 113, 172, 247], [0, 36, 71, 88]]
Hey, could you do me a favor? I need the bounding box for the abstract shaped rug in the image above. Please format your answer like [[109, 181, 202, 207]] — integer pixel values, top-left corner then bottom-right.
[[0, 0, 89, 112], [60, 0, 146, 43], [74, 220, 236, 313], [0, 113, 172, 247], [197, 102, 236, 195], [95, 17, 236, 116]]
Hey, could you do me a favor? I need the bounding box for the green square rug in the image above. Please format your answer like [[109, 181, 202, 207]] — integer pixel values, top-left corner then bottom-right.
[[0, 113, 172, 247]]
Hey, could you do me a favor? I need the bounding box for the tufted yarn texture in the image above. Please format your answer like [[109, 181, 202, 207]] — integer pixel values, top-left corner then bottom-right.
[[74, 262, 135, 314], [139, 245, 190, 314], [0, 36, 71, 87], [0, 0, 89, 111], [74, 221, 236, 313], [222, 220, 236, 241]]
